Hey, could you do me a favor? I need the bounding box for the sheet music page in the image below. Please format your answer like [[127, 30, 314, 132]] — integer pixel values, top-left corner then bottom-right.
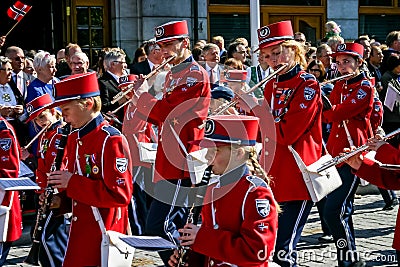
[[384, 83, 400, 112], [0, 178, 40, 191], [120, 236, 177, 251]]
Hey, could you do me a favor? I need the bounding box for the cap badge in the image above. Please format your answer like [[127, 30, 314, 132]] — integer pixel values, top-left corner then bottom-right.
[[337, 43, 346, 51], [205, 119, 215, 136], [259, 27, 270, 38], [155, 26, 165, 38]]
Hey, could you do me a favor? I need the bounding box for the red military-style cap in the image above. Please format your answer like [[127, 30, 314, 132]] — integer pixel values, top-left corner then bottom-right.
[[198, 115, 259, 147], [25, 93, 53, 123], [257, 20, 294, 51], [118, 74, 139, 89], [331, 43, 364, 59], [223, 70, 247, 82], [155, 20, 189, 43], [52, 72, 100, 107]]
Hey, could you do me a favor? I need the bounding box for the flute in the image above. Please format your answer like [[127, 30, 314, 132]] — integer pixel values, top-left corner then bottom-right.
[[23, 123, 51, 150], [320, 72, 356, 86], [111, 55, 175, 104], [316, 128, 400, 173], [210, 63, 288, 117]]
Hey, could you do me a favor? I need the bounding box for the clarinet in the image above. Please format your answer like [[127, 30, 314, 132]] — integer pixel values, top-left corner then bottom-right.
[[178, 165, 213, 267], [24, 124, 71, 266]]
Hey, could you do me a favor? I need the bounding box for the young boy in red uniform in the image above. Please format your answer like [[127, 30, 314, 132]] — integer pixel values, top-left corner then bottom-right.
[[48, 72, 133, 267], [169, 115, 278, 267], [25, 93, 69, 267]]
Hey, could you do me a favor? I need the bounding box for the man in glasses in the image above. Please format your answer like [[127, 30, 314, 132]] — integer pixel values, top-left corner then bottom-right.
[[98, 48, 128, 123], [5, 46, 34, 101]]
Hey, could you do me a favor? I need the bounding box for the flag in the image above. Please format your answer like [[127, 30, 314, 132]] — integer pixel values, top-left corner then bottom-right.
[[7, 1, 32, 22]]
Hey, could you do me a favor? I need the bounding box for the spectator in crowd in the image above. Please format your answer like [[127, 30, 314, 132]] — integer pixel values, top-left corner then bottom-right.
[[0, 56, 26, 146], [23, 57, 36, 78], [224, 58, 244, 71], [69, 52, 90, 75], [98, 48, 128, 123], [133, 46, 147, 65], [306, 46, 317, 64], [130, 40, 164, 76], [227, 42, 248, 68], [326, 35, 344, 52], [200, 43, 222, 89], [5, 46, 34, 101], [316, 43, 338, 80], [380, 31, 400, 74], [367, 45, 384, 92], [212, 35, 227, 64], [307, 59, 326, 83], [322, 20, 341, 43]]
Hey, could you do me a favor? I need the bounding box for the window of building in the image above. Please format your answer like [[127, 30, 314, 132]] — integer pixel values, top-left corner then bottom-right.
[[209, 14, 250, 46], [76, 6, 104, 63], [261, 0, 321, 5], [359, 0, 392, 6], [359, 15, 400, 42]]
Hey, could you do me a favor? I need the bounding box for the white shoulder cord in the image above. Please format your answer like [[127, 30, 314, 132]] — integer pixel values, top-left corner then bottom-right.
[[340, 91, 355, 147]]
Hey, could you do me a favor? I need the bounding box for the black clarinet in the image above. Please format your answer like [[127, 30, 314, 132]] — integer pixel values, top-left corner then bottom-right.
[[178, 165, 213, 266], [24, 124, 71, 266]]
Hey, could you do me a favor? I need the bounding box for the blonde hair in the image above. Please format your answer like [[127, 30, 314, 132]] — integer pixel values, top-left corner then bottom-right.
[[76, 96, 102, 112], [232, 144, 270, 184], [281, 40, 307, 69]]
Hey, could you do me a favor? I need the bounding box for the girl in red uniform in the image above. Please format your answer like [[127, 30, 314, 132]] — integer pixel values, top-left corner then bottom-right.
[[239, 21, 322, 267], [323, 43, 374, 267], [169, 115, 279, 267]]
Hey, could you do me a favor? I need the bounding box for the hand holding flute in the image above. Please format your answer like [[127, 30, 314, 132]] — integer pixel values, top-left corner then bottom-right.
[[318, 128, 400, 172], [111, 55, 176, 104]]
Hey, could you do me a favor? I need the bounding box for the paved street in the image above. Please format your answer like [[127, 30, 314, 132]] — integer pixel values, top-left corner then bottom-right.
[[4, 185, 398, 267]]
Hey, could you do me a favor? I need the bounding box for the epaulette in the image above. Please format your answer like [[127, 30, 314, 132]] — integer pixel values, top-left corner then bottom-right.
[[189, 64, 200, 72], [0, 120, 8, 131], [101, 125, 120, 136], [246, 175, 269, 189], [361, 80, 371, 87], [299, 73, 316, 81]]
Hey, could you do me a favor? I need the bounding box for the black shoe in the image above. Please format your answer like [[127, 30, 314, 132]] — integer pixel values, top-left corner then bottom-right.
[[318, 234, 334, 243], [382, 203, 395, 210], [383, 198, 398, 210]]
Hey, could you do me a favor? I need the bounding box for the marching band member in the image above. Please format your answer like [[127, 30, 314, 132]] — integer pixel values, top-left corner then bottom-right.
[[323, 43, 374, 267], [130, 20, 210, 265], [121, 75, 157, 235], [0, 102, 22, 266], [24, 94, 69, 267], [239, 20, 323, 267], [345, 137, 400, 266], [169, 115, 278, 267], [47, 72, 133, 267]]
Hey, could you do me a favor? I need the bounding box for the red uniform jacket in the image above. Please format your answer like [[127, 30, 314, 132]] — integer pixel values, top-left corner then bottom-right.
[[122, 102, 156, 169], [324, 73, 374, 157], [36, 121, 67, 191], [254, 65, 323, 202], [136, 57, 210, 182], [356, 143, 400, 250], [63, 115, 133, 267], [0, 117, 22, 242], [191, 165, 278, 267]]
